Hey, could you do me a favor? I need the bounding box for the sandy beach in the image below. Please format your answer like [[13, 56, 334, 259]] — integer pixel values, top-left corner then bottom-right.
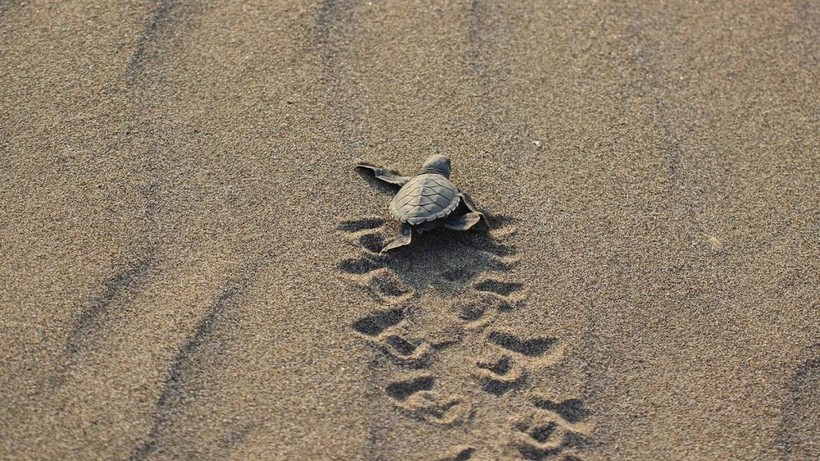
[[1, 1, 817, 460]]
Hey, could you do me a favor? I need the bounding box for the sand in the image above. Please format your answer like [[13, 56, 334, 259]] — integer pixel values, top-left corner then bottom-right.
[[1, 1, 817, 460]]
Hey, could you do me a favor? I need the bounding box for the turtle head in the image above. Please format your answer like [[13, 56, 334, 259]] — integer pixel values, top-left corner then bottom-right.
[[419, 154, 452, 177]]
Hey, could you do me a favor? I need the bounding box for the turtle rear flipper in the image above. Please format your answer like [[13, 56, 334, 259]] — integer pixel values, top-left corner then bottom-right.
[[458, 192, 489, 228], [356, 163, 411, 186], [444, 212, 484, 231], [381, 223, 413, 253]]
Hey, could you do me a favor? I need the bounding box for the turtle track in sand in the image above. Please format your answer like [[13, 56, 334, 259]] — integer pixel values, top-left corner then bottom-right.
[[336, 216, 593, 459]]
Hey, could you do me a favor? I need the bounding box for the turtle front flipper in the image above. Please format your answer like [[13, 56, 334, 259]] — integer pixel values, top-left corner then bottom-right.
[[444, 212, 484, 231], [356, 162, 411, 186], [381, 223, 413, 253]]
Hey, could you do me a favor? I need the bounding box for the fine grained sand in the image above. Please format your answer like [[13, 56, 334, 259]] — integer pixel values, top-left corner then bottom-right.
[[1, 1, 817, 460]]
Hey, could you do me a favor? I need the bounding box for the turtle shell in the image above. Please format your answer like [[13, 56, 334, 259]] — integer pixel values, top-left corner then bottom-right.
[[389, 174, 460, 225]]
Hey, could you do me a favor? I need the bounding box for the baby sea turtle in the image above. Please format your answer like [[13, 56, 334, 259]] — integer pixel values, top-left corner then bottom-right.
[[356, 154, 488, 253]]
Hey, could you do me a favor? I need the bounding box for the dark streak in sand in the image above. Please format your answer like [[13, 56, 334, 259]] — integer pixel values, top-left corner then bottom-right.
[[64, 254, 154, 356], [129, 279, 250, 461], [464, 0, 504, 133], [364, 357, 387, 461], [623, 11, 686, 191], [126, 0, 180, 86], [314, 0, 366, 149], [0, 0, 17, 15], [216, 421, 256, 453], [465, 0, 487, 78], [461, 1, 532, 200], [51, 254, 155, 389], [776, 344, 820, 460], [315, 0, 342, 66]]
